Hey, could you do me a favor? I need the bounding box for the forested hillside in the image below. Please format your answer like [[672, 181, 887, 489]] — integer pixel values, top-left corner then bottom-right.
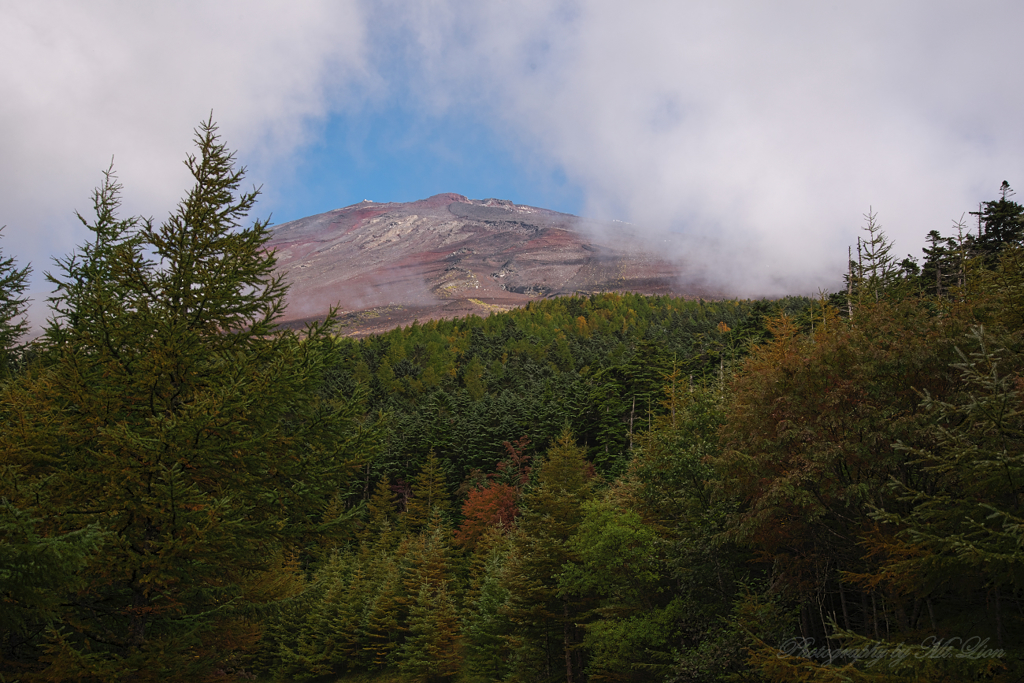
[[1, 123, 1022, 682]]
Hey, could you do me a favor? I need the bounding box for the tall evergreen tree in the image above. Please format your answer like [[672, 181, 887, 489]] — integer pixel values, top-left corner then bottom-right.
[[970, 181, 1024, 262], [871, 327, 1023, 665], [0, 227, 31, 377], [854, 208, 901, 302], [0, 119, 369, 680], [400, 579, 463, 682], [501, 429, 595, 683], [0, 502, 106, 666], [461, 529, 515, 681], [405, 449, 452, 532], [920, 229, 959, 297]]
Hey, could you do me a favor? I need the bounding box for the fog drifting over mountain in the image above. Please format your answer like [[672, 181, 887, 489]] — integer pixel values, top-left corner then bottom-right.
[[3, 0, 1022, 328], [381, 1, 1024, 295]]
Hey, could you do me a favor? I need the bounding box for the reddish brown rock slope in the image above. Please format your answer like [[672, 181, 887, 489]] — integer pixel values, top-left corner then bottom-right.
[[268, 194, 699, 336]]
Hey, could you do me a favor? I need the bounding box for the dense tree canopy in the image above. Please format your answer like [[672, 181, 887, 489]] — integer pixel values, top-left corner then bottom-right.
[[0, 120, 376, 680], [1, 125, 1021, 681]]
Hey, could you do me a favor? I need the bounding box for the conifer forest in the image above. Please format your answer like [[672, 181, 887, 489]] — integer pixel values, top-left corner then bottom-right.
[[2, 122, 1023, 682]]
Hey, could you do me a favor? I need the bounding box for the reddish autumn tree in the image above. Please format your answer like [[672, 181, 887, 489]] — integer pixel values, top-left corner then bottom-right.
[[456, 483, 520, 550], [456, 437, 531, 550]]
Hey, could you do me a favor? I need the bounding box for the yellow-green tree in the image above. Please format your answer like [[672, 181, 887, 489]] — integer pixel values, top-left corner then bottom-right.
[[501, 429, 595, 682], [405, 449, 452, 532]]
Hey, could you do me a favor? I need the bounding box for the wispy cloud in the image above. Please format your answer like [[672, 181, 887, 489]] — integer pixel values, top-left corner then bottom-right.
[[3, 0, 1021, 329], [1, 0, 368, 325], [371, 0, 1024, 294]]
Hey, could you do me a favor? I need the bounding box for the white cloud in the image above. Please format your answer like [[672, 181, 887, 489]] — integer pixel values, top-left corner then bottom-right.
[[0, 0, 368, 325], [375, 0, 1024, 295], [3, 0, 1022, 331]]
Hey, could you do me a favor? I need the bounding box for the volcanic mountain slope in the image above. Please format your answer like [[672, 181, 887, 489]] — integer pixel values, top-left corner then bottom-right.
[[268, 193, 699, 336]]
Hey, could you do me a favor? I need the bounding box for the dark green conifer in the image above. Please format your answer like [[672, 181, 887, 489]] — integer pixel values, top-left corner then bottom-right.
[[0, 118, 368, 680], [0, 228, 30, 378], [502, 429, 595, 682], [970, 181, 1024, 261], [400, 579, 463, 682], [405, 449, 451, 531]]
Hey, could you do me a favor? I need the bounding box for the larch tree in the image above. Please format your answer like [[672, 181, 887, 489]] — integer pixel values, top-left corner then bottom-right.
[[970, 181, 1024, 261], [501, 429, 596, 683], [0, 119, 369, 680], [0, 228, 30, 377], [405, 449, 452, 532]]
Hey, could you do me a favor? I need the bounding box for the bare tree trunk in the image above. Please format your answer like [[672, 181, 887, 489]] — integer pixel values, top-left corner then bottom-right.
[[995, 587, 1004, 648], [838, 579, 850, 631], [871, 592, 880, 640], [564, 603, 575, 683], [847, 245, 854, 318]]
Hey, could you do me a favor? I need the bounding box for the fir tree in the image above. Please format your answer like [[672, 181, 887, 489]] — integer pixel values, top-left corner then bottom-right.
[[920, 229, 958, 297], [0, 502, 105, 661], [970, 181, 1024, 261], [501, 429, 595, 683], [361, 476, 401, 549], [0, 228, 30, 378], [855, 208, 900, 302], [361, 557, 404, 670], [874, 327, 1023, 659], [0, 118, 369, 680], [461, 529, 514, 681], [405, 449, 452, 531], [400, 580, 463, 681]]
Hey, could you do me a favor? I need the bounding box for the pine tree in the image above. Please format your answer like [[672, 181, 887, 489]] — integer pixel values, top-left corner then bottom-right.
[[461, 528, 514, 681], [501, 429, 595, 683], [0, 502, 105, 657], [400, 580, 463, 682], [854, 208, 900, 302], [0, 228, 30, 378], [872, 327, 1023, 660], [361, 476, 401, 548], [0, 118, 369, 680], [920, 229, 958, 297], [361, 556, 404, 670], [970, 181, 1024, 261], [405, 449, 451, 531]]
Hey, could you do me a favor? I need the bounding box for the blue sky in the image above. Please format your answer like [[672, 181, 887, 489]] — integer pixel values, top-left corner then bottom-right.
[[270, 104, 584, 223], [3, 1, 1024, 329]]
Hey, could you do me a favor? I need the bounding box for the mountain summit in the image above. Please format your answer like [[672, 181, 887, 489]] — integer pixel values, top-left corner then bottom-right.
[[268, 194, 697, 335]]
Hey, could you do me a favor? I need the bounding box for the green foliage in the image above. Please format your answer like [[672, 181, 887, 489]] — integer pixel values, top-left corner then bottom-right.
[[329, 292, 814, 487], [920, 227, 964, 297], [847, 208, 905, 304], [405, 449, 452, 532], [719, 301, 966, 606], [461, 531, 514, 681], [0, 227, 30, 378], [10, 120, 1024, 682], [864, 326, 1024, 676], [0, 501, 105, 651], [559, 495, 672, 681], [616, 381, 752, 682], [0, 119, 373, 680], [399, 580, 462, 681], [501, 429, 596, 682], [969, 181, 1024, 262]]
